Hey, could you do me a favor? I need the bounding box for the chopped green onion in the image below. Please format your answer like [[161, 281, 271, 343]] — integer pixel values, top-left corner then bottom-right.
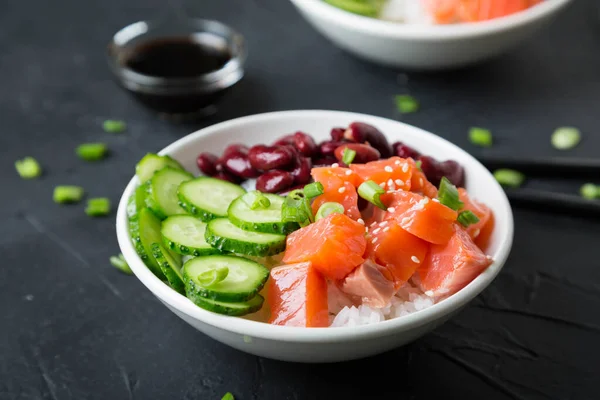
[[394, 95, 419, 114], [357, 180, 386, 210], [493, 169, 525, 188], [103, 119, 126, 133], [76, 143, 108, 161], [221, 393, 235, 400], [342, 147, 356, 165], [551, 127, 580, 150], [315, 202, 345, 221], [110, 254, 133, 275], [198, 267, 229, 287], [53, 186, 84, 204], [415, 160, 422, 172], [580, 183, 599, 200], [242, 190, 271, 210], [85, 197, 111, 216], [15, 157, 42, 179], [303, 182, 324, 199], [437, 177, 464, 211], [469, 127, 493, 148], [457, 210, 480, 227], [282, 189, 313, 227]]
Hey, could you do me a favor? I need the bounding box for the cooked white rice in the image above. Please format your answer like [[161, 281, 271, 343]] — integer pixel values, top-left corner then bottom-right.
[[379, 0, 434, 24]]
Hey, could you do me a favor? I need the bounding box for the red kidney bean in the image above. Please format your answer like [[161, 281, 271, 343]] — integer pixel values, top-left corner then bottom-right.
[[196, 152, 219, 176], [223, 150, 260, 179], [418, 156, 465, 188], [291, 156, 312, 185], [312, 156, 337, 167], [213, 171, 240, 183], [330, 127, 345, 142], [318, 140, 346, 157], [248, 145, 294, 171], [293, 131, 317, 157], [357, 196, 369, 211], [392, 142, 421, 160], [333, 143, 380, 164], [272, 134, 295, 147], [256, 170, 294, 193], [343, 122, 392, 158], [223, 143, 249, 158]]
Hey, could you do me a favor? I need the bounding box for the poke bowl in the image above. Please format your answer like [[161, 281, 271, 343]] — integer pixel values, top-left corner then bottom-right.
[[116, 110, 513, 363], [288, 0, 572, 70]]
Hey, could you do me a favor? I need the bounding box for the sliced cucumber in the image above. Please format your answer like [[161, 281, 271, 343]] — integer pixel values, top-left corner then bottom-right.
[[144, 167, 193, 219], [151, 243, 184, 294], [126, 193, 137, 220], [205, 218, 286, 257], [183, 255, 268, 302], [135, 153, 184, 183], [135, 182, 149, 212], [187, 293, 265, 316], [178, 177, 246, 222], [228, 193, 300, 235], [129, 208, 165, 279], [161, 215, 221, 256]]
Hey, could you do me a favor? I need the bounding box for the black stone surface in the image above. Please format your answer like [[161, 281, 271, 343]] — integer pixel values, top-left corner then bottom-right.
[[2, 1, 599, 399]]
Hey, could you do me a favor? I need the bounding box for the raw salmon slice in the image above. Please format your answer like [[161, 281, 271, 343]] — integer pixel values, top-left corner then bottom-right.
[[407, 158, 438, 198], [350, 157, 413, 192], [311, 167, 361, 220], [269, 262, 329, 327], [423, 0, 541, 24], [417, 224, 493, 297], [283, 213, 367, 280], [340, 259, 395, 308], [458, 188, 493, 243]]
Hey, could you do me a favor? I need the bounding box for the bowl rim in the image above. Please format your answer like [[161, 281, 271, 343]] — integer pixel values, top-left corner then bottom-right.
[[116, 110, 514, 342], [289, 0, 572, 40]]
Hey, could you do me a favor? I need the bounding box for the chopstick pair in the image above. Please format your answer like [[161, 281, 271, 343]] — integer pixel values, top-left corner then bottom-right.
[[476, 155, 600, 218]]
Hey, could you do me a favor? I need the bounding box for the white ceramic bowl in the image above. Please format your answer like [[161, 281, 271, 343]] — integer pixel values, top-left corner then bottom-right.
[[116, 110, 514, 363], [289, 0, 572, 70]]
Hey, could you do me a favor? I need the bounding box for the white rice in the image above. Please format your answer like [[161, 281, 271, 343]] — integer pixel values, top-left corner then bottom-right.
[[379, 0, 434, 24], [330, 282, 435, 327], [241, 178, 257, 191]]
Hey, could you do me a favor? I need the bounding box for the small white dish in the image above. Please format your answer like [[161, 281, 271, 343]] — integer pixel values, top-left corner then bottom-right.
[[288, 0, 572, 70], [116, 110, 514, 363]]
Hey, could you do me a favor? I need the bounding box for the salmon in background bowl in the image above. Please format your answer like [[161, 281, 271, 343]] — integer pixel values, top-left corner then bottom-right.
[[288, 0, 573, 70], [116, 110, 513, 363]]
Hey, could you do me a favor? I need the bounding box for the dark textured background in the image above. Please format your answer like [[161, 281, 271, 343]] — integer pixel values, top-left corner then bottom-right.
[[2, 0, 599, 399]]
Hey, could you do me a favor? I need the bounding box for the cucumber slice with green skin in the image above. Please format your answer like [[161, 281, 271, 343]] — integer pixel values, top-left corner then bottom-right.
[[145, 167, 193, 220], [129, 208, 166, 279], [228, 193, 300, 235], [127, 193, 138, 220], [135, 182, 149, 213], [161, 215, 221, 256], [205, 218, 286, 257], [183, 255, 269, 302], [177, 177, 246, 222], [135, 153, 184, 183], [187, 292, 265, 316], [151, 243, 184, 294]]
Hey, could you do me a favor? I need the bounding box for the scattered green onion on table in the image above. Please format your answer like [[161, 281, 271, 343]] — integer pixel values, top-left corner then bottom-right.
[[394, 95, 419, 114], [551, 127, 581, 150], [469, 127, 493, 147], [15, 157, 42, 179], [76, 143, 108, 161]]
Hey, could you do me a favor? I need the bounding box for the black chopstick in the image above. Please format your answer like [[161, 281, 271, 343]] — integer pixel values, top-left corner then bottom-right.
[[476, 156, 600, 178], [503, 188, 600, 218]]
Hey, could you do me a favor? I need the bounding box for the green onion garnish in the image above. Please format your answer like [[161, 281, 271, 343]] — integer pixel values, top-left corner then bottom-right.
[[493, 169, 525, 188], [221, 393, 235, 400], [315, 202, 345, 221], [457, 210, 480, 227], [469, 127, 492, 148], [198, 267, 229, 287], [341, 147, 356, 165], [551, 127, 581, 150], [358, 180, 386, 210], [15, 157, 42, 179], [415, 160, 422, 172], [303, 182, 324, 199], [282, 189, 313, 227], [110, 254, 133, 275], [103, 119, 126, 133], [76, 143, 108, 161], [394, 95, 419, 114], [437, 177, 464, 211], [242, 190, 271, 210], [580, 183, 599, 200], [53, 185, 84, 204], [85, 197, 111, 216]]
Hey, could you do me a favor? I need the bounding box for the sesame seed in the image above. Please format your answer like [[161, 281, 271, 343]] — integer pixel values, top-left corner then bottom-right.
[[401, 217, 410, 225], [473, 229, 480, 238], [438, 288, 450, 294], [380, 221, 388, 227], [372, 228, 381, 234], [419, 178, 423, 186], [411, 256, 420, 263], [379, 182, 386, 188], [395, 160, 401, 165], [402, 164, 409, 173], [387, 179, 394, 187], [432, 198, 440, 203], [370, 221, 377, 227], [357, 218, 365, 225], [338, 187, 346, 194], [372, 238, 378, 244], [422, 197, 430, 204], [384, 166, 393, 173], [425, 290, 434, 297], [345, 170, 352, 176], [486, 255, 493, 261], [387, 207, 395, 213], [383, 227, 390, 232], [331, 163, 339, 168], [395, 179, 404, 187]]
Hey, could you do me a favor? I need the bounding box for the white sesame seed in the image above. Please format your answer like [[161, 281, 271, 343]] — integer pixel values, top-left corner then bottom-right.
[[395, 160, 402, 165], [422, 197, 430, 204], [383, 227, 390, 232], [432, 198, 440, 203], [402, 164, 409, 173], [379, 182, 386, 188], [486, 255, 493, 261], [357, 218, 365, 225], [419, 178, 423, 186], [473, 229, 481, 238], [345, 170, 352, 176], [380, 221, 388, 227], [395, 179, 404, 187], [425, 290, 434, 297], [414, 203, 424, 211], [387, 190, 395, 194], [372, 228, 381, 234], [387, 179, 394, 187], [370, 222, 377, 227], [384, 166, 393, 173], [331, 163, 339, 168], [372, 237, 378, 244], [387, 207, 395, 213], [338, 187, 346, 194], [401, 217, 410, 225], [411, 256, 420, 263], [438, 288, 450, 294]]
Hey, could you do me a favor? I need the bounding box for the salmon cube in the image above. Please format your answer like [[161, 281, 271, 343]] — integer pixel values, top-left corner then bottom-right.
[[350, 157, 414, 191], [340, 259, 395, 308], [311, 167, 361, 220]]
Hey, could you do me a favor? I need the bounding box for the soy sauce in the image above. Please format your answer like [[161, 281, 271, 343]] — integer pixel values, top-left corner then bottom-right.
[[124, 36, 231, 78]]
